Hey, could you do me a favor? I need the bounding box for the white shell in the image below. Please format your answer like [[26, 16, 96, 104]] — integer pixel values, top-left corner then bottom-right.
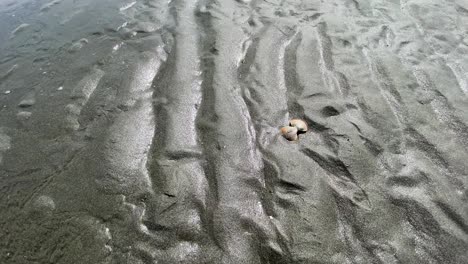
[[289, 119, 308, 133], [280, 126, 298, 141]]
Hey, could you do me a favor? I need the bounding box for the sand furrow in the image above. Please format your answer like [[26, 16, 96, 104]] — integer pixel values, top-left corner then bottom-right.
[[1, 0, 468, 262], [127, 2, 215, 262], [103, 51, 163, 194], [412, 69, 468, 147], [283, 31, 303, 117], [65, 67, 105, 131], [156, 0, 203, 156], [447, 62, 468, 96], [363, 50, 408, 125], [196, 2, 285, 262]]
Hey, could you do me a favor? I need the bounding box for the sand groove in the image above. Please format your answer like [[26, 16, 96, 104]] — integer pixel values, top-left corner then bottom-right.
[[1, 0, 468, 263]]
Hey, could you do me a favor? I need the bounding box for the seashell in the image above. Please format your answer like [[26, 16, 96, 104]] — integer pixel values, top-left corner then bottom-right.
[[289, 119, 308, 133], [280, 126, 298, 141]]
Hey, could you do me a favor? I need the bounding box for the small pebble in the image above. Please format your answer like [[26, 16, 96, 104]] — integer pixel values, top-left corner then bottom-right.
[[4, 90, 11, 95], [18, 99, 35, 108], [57, 86, 63, 91]]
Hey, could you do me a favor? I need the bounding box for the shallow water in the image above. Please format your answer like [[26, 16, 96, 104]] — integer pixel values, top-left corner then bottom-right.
[[1, 0, 468, 263]]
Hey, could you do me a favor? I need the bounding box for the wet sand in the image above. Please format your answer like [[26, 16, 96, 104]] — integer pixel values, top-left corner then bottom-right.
[[1, 0, 468, 263]]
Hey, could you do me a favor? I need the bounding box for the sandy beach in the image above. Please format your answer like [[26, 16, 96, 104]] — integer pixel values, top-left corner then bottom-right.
[[1, 0, 468, 263]]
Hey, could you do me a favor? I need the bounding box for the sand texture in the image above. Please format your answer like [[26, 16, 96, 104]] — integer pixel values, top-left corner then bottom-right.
[[1, 0, 468, 263]]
